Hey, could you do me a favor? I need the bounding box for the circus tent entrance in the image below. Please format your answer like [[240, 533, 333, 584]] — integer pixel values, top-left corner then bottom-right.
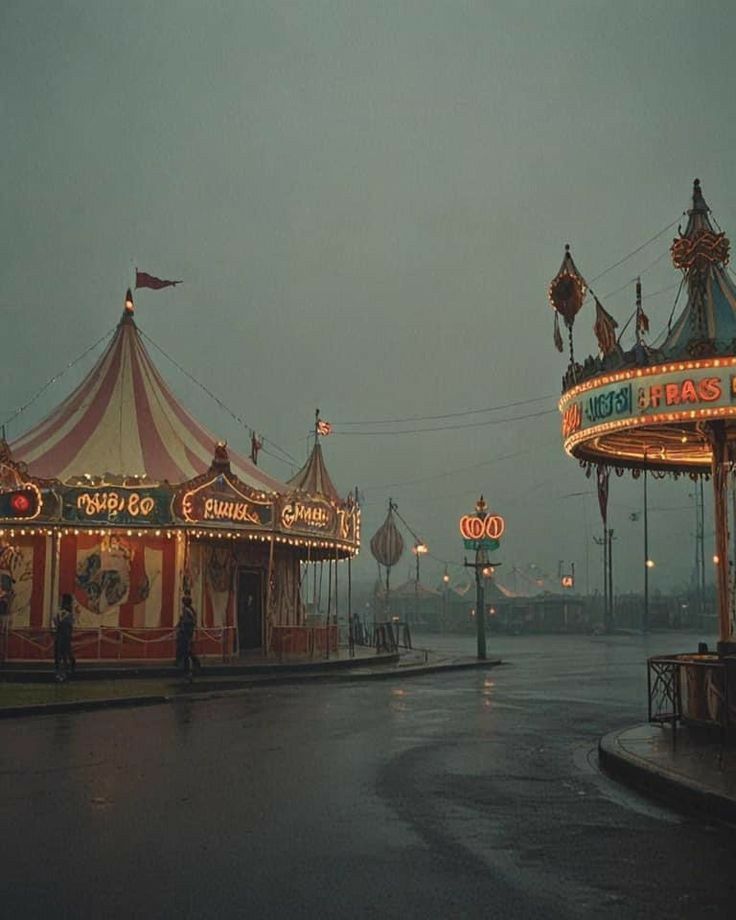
[[0, 293, 360, 663], [236, 569, 263, 652]]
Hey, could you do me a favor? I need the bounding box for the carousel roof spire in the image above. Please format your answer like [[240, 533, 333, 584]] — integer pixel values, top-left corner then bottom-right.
[[287, 440, 341, 501], [662, 179, 735, 357]]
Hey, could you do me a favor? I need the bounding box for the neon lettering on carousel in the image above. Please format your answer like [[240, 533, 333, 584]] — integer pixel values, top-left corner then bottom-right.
[[178, 475, 272, 527], [62, 487, 171, 525], [281, 500, 335, 532], [559, 360, 736, 445], [76, 491, 155, 518], [202, 497, 261, 524]]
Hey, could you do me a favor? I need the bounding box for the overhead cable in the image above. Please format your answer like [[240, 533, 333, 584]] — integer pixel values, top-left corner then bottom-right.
[[586, 215, 683, 287], [334, 408, 557, 436], [336, 394, 556, 426], [140, 330, 298, 466], [1, 326, 115, 430]]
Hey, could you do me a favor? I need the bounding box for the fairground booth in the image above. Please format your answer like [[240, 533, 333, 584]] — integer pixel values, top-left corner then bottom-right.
[[0, 295, 359, 662]]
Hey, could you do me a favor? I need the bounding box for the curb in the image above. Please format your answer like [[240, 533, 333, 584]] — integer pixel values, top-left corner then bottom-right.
[[598, 729, 736, 826], [0, 651, 400, 683], [0, 658, 501, 719], [0, 694, 170, 720]]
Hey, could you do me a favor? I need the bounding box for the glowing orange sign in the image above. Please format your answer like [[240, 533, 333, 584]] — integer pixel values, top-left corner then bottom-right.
[[459, 513, 505, 542]]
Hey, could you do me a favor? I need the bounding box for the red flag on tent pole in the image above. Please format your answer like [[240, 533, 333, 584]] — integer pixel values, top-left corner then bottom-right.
[[135, 269, 182, 290]]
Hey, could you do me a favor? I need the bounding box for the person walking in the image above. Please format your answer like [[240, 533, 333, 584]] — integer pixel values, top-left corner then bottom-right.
[[175, 594, 200, 680], [54, 593, 76, 681]]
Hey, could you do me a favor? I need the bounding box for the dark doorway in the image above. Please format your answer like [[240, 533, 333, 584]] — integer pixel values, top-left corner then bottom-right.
[[237, 569, 263, 652]]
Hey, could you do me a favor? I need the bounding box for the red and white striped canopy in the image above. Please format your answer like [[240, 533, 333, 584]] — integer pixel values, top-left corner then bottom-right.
[[10, 311, 287, 491], [287, 442, 341, 501]]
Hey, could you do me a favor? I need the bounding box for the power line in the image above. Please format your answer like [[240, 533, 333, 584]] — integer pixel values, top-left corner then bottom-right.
[[336, 394, 556, 426], [1, 326, 115, 431], [334, 408, 557, 436], [586, 215, 683, 286], [140, 329, 298, 467], [362, 438, 560, 492]]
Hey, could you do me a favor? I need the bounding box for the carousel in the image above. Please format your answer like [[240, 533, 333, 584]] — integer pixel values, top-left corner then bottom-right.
[[551, 178, 736, 728], [0, 293, 359, 662]]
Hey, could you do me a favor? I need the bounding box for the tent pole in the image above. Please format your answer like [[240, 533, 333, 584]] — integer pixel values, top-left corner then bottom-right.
[[348, 554, 354, 658], [325, 557, 332, 660], [708, 422, 732, 646]]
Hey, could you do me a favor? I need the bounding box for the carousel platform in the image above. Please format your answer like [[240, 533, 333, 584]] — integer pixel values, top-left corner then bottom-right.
[[599, 723, 736, 826]]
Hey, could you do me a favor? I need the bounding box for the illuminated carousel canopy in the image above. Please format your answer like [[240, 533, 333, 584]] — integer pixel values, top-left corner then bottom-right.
[[1, 298, 361, 557], [557, 179, 736, 474]]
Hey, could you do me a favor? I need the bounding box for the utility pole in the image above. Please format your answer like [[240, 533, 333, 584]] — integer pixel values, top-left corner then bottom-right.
[[608, 529, 615, 628], [643, 466, 649, 633], [593, 533, 609, 630]]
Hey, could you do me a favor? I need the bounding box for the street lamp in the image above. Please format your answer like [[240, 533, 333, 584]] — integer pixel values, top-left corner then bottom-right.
[[412, 541, 428, 626], [642, 445, 663, 633], [441, 568, 450, 631]]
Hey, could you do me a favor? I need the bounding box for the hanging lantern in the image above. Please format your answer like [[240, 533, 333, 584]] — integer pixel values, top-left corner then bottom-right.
[[370, 506, 404, 568], [548, 245, 587, 328]]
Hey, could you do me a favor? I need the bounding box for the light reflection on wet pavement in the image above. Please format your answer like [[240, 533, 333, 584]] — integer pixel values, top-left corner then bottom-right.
[[1, 631, 734, 919]]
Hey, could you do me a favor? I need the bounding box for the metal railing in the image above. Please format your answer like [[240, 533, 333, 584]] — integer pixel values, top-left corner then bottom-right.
[[647, 654, 731, 738]]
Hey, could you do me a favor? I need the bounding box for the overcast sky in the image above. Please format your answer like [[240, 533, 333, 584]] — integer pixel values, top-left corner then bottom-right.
[[3, 0, 736, 592]]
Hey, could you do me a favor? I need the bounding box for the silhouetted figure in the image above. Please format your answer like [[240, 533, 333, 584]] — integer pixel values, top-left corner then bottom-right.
[[54, 593, 76, 681], [176, 594, 200, 680]]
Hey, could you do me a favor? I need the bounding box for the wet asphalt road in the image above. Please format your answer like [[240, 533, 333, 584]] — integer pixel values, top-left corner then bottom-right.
[[1, 631, 735, 919]]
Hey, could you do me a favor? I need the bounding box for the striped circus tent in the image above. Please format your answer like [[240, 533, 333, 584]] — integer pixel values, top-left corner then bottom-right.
[[9, 310, 286, 491]]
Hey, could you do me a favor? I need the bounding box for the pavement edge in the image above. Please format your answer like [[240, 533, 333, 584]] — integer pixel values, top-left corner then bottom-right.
[[0, 658, 502, 720], [598, 727, 736, 826]]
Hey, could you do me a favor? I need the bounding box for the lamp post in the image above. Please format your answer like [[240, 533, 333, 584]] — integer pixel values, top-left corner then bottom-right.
[[459, 495, 505, 661], [412, 541, 428, 626], [642, 447, 661, 632], [442, 568, 450, 631]]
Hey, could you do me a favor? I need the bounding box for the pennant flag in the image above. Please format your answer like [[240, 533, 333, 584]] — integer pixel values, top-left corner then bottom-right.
[[317, 419, 332, 436], [553, 311, 564, 353], [135, 269, 182, 291], [593, 298, 618, 356]]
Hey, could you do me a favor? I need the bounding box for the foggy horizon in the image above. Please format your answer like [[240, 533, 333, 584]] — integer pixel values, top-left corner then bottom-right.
[[4, 1, 734, 594]]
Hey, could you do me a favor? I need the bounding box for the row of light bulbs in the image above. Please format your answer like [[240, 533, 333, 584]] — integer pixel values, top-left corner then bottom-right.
[[0, 525, 360, 556]]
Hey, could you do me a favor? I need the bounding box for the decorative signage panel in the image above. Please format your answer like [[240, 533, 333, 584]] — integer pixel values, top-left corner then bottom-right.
[[280, 498, 336, 534], [177, 474, 272, 527], [62, 487, 172, 526], [561, 362, 736, 443], [0, 487, 42, 521]]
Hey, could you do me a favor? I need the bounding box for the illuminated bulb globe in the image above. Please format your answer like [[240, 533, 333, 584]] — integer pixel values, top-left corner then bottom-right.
[[646, 559, 655, 569]]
